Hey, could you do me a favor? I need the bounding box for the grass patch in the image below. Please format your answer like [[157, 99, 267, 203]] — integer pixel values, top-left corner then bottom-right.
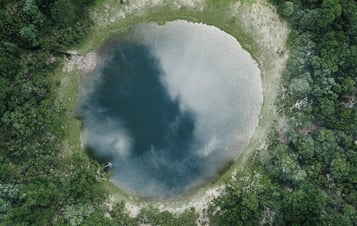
[[50, 61, 83, 157]]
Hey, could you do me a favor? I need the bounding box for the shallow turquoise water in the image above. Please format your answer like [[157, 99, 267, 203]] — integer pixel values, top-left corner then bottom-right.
[[80, 21, 262, 198]]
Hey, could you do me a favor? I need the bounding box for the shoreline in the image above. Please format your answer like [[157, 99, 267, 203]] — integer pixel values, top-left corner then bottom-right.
[[59, 0, 289, 224]]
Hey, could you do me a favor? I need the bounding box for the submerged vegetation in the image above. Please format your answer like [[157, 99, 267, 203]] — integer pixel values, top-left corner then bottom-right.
[[0, 0, 356, 225]]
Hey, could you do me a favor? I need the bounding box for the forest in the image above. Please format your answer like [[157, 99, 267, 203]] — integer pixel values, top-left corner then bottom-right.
[[0, 0, 356, 225], [211, 0, 357, 225]]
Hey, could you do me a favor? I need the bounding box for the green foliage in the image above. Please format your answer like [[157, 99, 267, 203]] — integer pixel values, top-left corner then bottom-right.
[[68, 164, 97, 199], [210, 171, 278, 226], [288, 73, 312, 98], [51, 0, 76, 26], [137, 207, 197, 226], [341, 77, 356, 95], [261, 144, 306, 184], [314, 129, 339, 165], [22, 0, 39, 17], [1, 0, 356, 225], [81, 211, 118, 226], [0, 0, 102, 225], [279, 1, 294, 17], [109, 202, 138, 226], [19, 24, 39, 47], [295, 135, 315, 163], [317, 0, 342, 28], [212, 0, 357, 225], [281, 183, 327, 225], [0, 184, 22, 215], [63, 203, 94, 226], [330, 155, 351, 180]]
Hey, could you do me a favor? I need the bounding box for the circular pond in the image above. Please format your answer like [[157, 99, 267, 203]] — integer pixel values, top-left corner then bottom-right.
[[79, 20, 262, 199]]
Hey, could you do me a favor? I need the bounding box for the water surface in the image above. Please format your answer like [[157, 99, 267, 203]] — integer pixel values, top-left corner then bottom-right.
[[79, 21, 262, 198]]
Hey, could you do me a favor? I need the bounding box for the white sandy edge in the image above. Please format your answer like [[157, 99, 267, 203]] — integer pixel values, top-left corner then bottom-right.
[[124, 185, 224, 224], [62, 0, 289, 225]]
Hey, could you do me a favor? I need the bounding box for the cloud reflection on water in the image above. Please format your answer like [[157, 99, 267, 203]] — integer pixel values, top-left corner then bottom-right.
[[79, 21, 262, 199]]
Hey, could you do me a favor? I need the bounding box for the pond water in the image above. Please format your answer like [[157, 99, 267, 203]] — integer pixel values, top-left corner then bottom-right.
[[79, 21, 262, 199]]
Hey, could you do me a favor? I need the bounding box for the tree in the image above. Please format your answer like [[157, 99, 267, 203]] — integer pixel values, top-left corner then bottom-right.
[[290, 9, 319, 31], [19, 24, 39, 47], [342, 1, 357, 43], [296, 135, 315, 163], [317, 0, 342, 28], [22, 0, 46, 28], [50, 0, 76, 26], [341, 77, 356, 95], [279, 1, 294, 17], [316, 97, 335, 125], [314, 129, 339, 165], [330, 155, 350, 180], [109, 202, 138, 226], [0, 184, 22, 216], [0, 1, 99, 225], [62, 203, 95, 226], [210, 172, 277, 226], [288, 73, 312, 98], [261, 144, 306, 184], [22, 0, 39, 17], [81, 211, 118, 226], [282, 183, 326, 225]]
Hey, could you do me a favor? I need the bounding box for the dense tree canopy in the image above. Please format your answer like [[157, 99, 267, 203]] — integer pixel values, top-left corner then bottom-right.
[[0, 0, 101, 224], [211, 0, 357, 225], [1, 0, 356, 225]]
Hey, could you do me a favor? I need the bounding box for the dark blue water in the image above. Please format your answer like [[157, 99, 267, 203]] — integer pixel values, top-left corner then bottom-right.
[[80, 21, 262, 199], [81, 42, 206, 197]]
